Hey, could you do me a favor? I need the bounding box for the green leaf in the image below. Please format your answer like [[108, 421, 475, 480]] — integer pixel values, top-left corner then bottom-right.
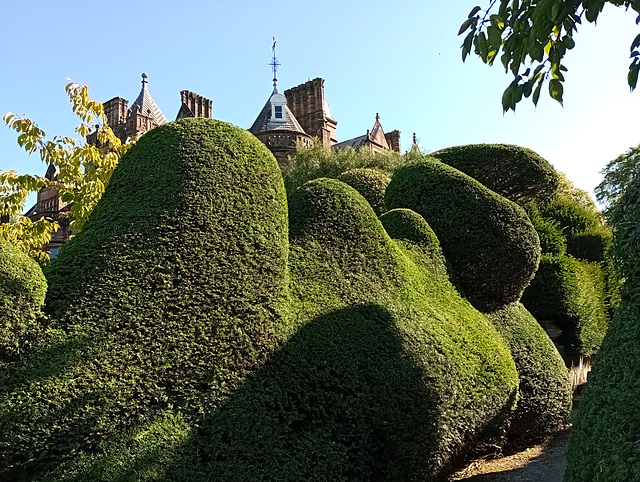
[[530, 41, 544, 62], [459, 18, 474, 36], [631, 33, 640, 51], [532, 79, 542, 106], [476, 32, 489, 63], [462, 31, 474, 61], [628, 63, 640, 91], [468, 5, 481, 18], [549, 78, 564, 104], [564, 36, 575, 50], [488, 26, 502, 50]]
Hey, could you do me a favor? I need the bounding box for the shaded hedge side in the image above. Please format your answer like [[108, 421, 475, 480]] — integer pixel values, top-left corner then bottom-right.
[[386, 158, 540, 305], [482, 302, 572, 444], [431, 144, 559, 204], [337, 168, 391, 216], [521, 254, 608, 356], [0, 240, 47, 362], [565, 298, 640, 482], [1, 118, 290, 479]]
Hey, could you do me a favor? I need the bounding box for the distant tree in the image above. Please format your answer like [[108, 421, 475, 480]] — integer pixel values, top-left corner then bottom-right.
[[596, 144, 640, 282], [1, 83, 132, 258], [459, 1, 640, 111]]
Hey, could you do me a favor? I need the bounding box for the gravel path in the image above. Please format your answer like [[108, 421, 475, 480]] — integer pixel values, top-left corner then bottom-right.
[[449, 431, 569, 482]]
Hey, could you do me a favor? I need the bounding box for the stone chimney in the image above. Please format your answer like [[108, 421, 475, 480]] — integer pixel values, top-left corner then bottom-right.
[[285, 78, 337, 147], [103, 97, 129, 130], [176, 90, 213, 119], [384, 130, 401, 153]]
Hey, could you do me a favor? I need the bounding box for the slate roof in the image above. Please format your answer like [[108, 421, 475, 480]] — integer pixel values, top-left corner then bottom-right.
[[332, 134, 368, 150], [129, 73, 168, 125], [248, 93, 307, 135], [332, 114, 390, 151]]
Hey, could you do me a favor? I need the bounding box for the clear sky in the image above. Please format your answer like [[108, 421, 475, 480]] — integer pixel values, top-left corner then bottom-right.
[[2, 1, 639, 205]]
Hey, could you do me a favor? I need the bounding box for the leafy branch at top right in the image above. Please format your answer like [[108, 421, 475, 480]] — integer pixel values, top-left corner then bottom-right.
[[460, 0, 640, 112]]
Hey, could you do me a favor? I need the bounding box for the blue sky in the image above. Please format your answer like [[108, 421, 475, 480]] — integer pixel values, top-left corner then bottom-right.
[[2, 0, 640, 204]]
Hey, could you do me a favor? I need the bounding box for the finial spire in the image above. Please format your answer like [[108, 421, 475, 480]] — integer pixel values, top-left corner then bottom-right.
[[376, 112, 380, 123], [269, 37, 281, 92], [141, 72, 148, 84], [413, 133, 417, 144]]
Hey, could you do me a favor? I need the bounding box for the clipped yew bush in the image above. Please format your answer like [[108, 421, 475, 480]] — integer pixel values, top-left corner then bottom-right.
[[337, 167, 391, 216], [152, 179, 520, 481], [0, 239, 47, 361], [483, 302, 572, 444], [565, 299, 640, 482], [1, 118, 290, 479], [431, 144, 559, 204], [521, 254, 608, 356], [386, 158, 540, 305], [281, 178, 518, 479]]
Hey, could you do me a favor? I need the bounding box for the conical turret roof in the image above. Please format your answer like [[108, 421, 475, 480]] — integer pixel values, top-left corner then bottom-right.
[[129, 73, 168, 125], [249, 90, 307, 135]]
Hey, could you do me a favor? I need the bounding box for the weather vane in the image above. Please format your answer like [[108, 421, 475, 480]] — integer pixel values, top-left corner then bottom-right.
[[269, 36, 280, 91]]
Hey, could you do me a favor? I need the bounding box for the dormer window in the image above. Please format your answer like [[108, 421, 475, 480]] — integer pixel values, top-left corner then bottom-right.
[[274, 105, 283, 119]]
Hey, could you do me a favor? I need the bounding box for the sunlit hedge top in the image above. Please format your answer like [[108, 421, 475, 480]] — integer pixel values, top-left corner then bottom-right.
[[337, 168, 391, 216], [431, 144, 559, 204], [386, 158, 540, 305]]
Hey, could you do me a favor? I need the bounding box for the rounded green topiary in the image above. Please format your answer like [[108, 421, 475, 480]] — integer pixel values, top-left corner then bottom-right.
[[337, 168, 391, 216], [284, 178, 518, 479], [521, 254, 609, 356], [431, 144, 559, 204], [565, 298, 640, 482], [386, 158, 541, 305], [0, 239, 47, 361], [1, 118, 290, 479], [483, 302, 572, 444]]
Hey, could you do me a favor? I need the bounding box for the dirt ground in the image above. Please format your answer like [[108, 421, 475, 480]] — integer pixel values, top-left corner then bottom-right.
[[448, 430, 569, 482]]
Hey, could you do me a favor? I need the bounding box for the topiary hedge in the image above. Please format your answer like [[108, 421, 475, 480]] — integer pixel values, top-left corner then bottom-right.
[[386, 158, 541, 305], [0, 122, 523, 481], [281, 178, 519, 479], [520, 254, 608, 357], [482, 301, 572, 445], [431, 144, 559, 204], [0, 239, 47, 362], [1, 118, 290, 480], [337, 168, 391, 216], [565, 298, 640, 481]]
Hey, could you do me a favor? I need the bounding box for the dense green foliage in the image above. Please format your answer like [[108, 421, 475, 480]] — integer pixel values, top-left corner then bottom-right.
[[483, 301, 572, 444], [565, 298, 640, 481], [337, 168, 390, 216], [525, 204, 567, 256], [535, 190, 612, 263], [521, 254, 608, 356], [386, 158, 540, 305], [379, 208, 444, 262], [566, 144, 640, 481], [431, 144, 559, 204], [0, 239, 47, 361], [460, 1, 640, 111], [282, 178, 518, 479], [282, 142, 410, 194], [1, 118, 291, 479], [0, 121, 525, 481]]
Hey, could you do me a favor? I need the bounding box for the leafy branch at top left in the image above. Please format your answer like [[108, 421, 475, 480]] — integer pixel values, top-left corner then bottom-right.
[[1, 82, 135, 259]]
